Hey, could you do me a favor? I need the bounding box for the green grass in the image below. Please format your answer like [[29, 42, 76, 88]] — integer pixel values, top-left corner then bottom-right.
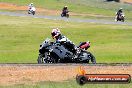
[[1, 80, 132, 88], [0, 15, 132, 63], [0, 0, 132, 20]]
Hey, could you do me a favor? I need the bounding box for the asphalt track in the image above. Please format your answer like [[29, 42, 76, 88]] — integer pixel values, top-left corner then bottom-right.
[[0, 11, 132, 25]]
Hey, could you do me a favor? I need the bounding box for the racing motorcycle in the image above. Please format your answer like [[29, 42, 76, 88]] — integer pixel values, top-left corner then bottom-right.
[[115, 13, 125, 22], [61, 10, 69, 18], [28, 7, 36, 15], [37, 38, 96, 64]]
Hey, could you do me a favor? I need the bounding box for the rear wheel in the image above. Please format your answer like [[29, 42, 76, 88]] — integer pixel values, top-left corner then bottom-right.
[[32, 11, 35, 15], [87, 52, 96, 64], [79, 51, 96, 64], [77, 51, 90, 63], [121, 17, 125, 22]]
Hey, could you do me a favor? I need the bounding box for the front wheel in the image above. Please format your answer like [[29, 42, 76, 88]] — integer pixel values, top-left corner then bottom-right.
[[37, 54, 44, 64], [61, 13, 63, 17], [37, 52, 57, 64], [28, 10, 31, 14]]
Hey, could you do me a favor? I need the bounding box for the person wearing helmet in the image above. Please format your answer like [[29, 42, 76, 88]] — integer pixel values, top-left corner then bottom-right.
[[115, 8, 124, 21], [28, 3, 36, 15], [51, 28, 61, 40], [51, 28, 76, 53], [51, 28, 71, 43], [28, 3, 36, 12], [63, 6, 68, 11], [116, 8, 123, 16], [28, 3, 34, 10], [62, 6, 69, 16]]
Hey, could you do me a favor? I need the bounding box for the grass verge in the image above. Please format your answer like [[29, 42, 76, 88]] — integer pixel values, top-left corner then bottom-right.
[[0, 0, 132, 20], [0, 15, 132, 63], [1, 80, 132, 88]]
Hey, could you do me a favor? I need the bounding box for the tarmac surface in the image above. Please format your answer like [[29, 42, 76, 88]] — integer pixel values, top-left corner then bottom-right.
[[0, 11, 132, 25]]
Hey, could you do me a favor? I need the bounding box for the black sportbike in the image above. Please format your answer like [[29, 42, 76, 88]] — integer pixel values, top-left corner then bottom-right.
[[37, 38, 96, 64]]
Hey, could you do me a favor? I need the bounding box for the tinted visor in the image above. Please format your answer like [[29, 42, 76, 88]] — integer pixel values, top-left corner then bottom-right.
[[51, 32, 56, 37]]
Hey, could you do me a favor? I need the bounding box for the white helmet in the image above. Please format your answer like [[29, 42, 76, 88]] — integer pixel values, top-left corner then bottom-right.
[[30, 3, 33, 6], [87, 41, 90, 43], [51, 28, 61, 39], [64, 6, 68, 8], [119, 8, 123, 10]]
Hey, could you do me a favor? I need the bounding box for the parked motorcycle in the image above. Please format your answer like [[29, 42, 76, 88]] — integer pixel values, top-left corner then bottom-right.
[[28, 7, 36, 15], [37, 38, 96, 64]]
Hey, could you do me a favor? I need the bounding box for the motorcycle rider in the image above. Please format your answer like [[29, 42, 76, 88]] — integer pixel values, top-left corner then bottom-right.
[[28, 3, 36, 14], [62, 6, 69, 16], [116, 8, 123, 16], [51, 28, 76, 53], [115, 8, 124, 21], [28, 3, 34, 11]]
